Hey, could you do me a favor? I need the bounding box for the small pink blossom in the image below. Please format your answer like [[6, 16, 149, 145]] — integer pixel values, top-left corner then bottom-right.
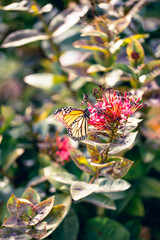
[[38, 134, 72, 166], [56, 136, 71, 165]]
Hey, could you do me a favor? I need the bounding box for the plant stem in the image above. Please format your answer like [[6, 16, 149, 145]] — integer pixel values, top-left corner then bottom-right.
[[32, 0, 77, 97], [32, 0, 59, 57], [89, 168, 100, 184]]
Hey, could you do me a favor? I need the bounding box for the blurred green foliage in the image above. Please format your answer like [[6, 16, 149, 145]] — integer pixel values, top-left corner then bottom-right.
[[0, 0, 160, 239]]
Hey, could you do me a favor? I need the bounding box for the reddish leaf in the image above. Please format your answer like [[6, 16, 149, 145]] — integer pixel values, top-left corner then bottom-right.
[[28, 222, 47, 239], [22, 187, 41, 205], [0, 227, 30, 240], [87, 144, 101, 163], [17, 198, 35, 222], [99, 156, 133, 179], [29, 197, 54, 225], [7, 194, 18, 216], [69, 149, 96, 175], [2, 216, 28, 228], [45, 205, 65, 230], [73, 39, 108, 54], [87, 134, 101, 163], [54, 194, 72, 219], [126, 39, 144, 67]]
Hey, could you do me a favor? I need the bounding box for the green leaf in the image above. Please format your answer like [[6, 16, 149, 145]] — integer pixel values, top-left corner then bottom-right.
[[83, 193, 116, 210], [80, 172, 90, 182], [110, 34, 148, 54], [3, 148, 24, 172], [70, 178, 131, 201], [94, 178, 131, 193], [64, 62, 90, 77], [69, 149, 96, 175], [125, 219, 142, 240], [0, 135, 17, 167], [104, 69, 125, 86], [83, 217, 130, 240], [44, 165, 68, 189], [124, 34, 149, 43], [0, 1, 32, 12], [29, 196, 54, 225], [0, 1, 52, 13], [126, 39, 145, 67], [73, 40, 108, 54], [44, 171, 78, 185], [7, 194, 18, 217], [87, 64, 108, 73], [87, 143, 101, 163], [113, 63, 136, 77], [118, 117, 143, 135], [49, 5, 89, 37], [43, 194, 72, 239], [70, 181, 98, 201], [99, 156, 133, 179], [108, 132, 138, 155], [54, 194, 72, 219], [45, 205, 65, 231], [126, 195, 145, 217], [0, 228, 31, 240], [1, 29, 49, 48], [2, 216, 28, 228], [31, 4, 53, 14], [0, 106, 14, 134], [24, 73, 66, 90], [38, 153, 51, 167], [71, 77, 88, 91], [28, 221, 47, 239], [152, 159, 160, 172], [82, 137, 112, 157], [51, 209, 79, 240], [138, 177, 160, 198], [21, 187, 41, 205], [138, 60, 160, 76], [17, 198, 35, 222], [138, 60, 160, 85], [81, 30, 108, 39], [139, 69, 160, 85]]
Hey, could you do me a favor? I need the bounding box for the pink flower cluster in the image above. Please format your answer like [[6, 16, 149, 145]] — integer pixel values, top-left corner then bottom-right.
[[87, 88, 146, 131], [56, 136, 71, 165]]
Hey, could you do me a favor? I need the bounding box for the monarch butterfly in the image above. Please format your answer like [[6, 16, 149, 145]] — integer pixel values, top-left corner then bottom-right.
[[53, 107, 90, 141]]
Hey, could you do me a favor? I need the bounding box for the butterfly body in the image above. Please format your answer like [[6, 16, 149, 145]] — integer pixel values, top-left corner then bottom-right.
[[54, 107, 90, 141]]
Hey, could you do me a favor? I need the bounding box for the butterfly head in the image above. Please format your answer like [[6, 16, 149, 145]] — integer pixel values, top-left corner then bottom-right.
[[84, 108, 90, 120]]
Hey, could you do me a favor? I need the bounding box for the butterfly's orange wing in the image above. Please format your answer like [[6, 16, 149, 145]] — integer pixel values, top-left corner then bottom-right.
[[53, 107, 89, 140]]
